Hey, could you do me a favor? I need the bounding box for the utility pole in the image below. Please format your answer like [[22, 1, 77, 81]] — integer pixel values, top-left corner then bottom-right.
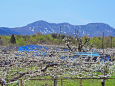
[[110, 36, 112, 48], [102, 32, 104, 55], [59, 26, 61, 36], [59, 26, 61, 45], [75, 29, 77, 36], [75, 29, 79, 39], [75, 29, 78, 46]]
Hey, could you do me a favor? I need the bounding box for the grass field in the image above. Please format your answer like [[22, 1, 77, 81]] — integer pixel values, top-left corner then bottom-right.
[[6, 73, 115, 86], [15, 78, 115, 86]]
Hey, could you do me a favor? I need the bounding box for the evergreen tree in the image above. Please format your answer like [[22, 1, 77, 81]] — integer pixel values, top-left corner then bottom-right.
[[0, 37, 3, 45], [10, 34, 16, 44]]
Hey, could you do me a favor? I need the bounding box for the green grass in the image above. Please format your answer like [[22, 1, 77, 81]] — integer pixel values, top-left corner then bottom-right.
[[18, 79, 115, 86], [7, 72, 115, 86], [4, 74, 115, 86]]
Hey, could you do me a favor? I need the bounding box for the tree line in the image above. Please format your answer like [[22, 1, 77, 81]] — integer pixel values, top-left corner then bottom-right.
[[0, 33, 115, 48]]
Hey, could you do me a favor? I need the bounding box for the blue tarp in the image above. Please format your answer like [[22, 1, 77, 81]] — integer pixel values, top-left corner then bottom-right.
[[18, 46, 112, 62], [18, 45, 48, 51], [76, 52, 100, 57], [18, 45, 48, 56], [61, 52, 112, 62]]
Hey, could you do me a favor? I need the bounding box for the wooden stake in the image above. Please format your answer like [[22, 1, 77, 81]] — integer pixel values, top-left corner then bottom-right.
[[20, 79, 23, 86], [61, 79, 63, 86]]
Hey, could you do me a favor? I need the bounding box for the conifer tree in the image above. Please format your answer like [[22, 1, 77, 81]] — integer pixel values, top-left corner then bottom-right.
[[10, 34, 16, 44]]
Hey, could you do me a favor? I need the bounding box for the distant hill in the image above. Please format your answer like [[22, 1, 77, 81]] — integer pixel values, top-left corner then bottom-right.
[[0, 20, 115, 37], [0, 27, 20, 35]]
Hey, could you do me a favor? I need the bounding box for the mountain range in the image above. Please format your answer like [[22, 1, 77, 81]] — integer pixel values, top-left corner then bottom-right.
[[0, 20, 115, 37]]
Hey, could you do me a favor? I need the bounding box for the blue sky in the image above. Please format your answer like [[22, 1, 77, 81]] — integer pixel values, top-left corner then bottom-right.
[[0, 0, 115, 28]]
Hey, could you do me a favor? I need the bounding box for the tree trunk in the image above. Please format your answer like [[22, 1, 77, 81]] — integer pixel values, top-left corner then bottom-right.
[[79, 79, 82, 86], [54, 78, 57, 86], [101, 79, 105, 86]]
